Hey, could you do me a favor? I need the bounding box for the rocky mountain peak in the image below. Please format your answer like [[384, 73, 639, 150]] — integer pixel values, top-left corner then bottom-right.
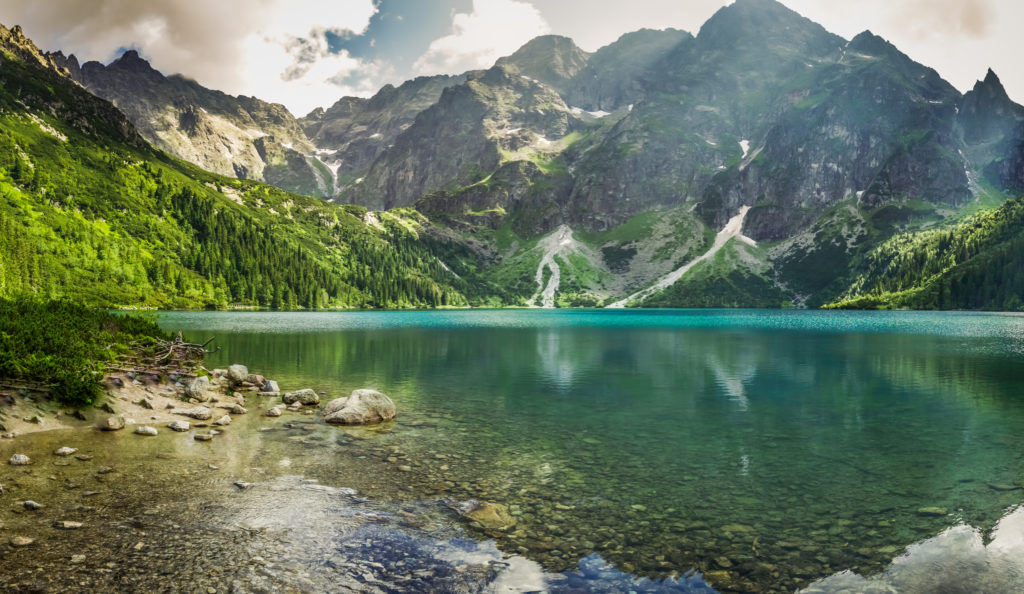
[[108, 49, 160, 76], [496, 34, 590, 93], [960, 67, 1024, 144]]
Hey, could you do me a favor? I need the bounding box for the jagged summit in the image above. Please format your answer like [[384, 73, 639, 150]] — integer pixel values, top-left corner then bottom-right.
[[496, 34, 590, 93]]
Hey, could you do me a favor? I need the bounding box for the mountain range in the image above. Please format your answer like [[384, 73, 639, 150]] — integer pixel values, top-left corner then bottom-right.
[[2, 0, 1024, 310]]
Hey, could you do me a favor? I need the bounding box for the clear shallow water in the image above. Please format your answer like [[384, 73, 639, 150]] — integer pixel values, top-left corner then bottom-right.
[[3, 309, 1024, 593], [153, 309, 1024, 592]]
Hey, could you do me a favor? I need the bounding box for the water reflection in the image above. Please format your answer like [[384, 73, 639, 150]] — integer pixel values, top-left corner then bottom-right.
[[148, 311, 1024, 592], [802, 505, 1024, 593]]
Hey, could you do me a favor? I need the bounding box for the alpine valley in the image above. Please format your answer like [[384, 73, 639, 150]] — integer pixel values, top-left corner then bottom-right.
[[3, 0, 1024, 310]]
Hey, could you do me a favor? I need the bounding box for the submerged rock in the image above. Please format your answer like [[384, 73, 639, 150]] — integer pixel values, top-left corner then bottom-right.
[[194, 433, 214, 442], [24, 500, 42, 510], [283, 389, 320, 406], [9, 454, 31, 465], [444, 499, 516, 530], [101, 415, 126, 431], [171, 406, 212, 421], [134, 426, 158, 436], [54, 447, 78, 456], [168, 420, 191, 432], [9, 536, 33, 547], [917, 507, 948, 517], [53, 520, 83, 530], [323, 389, 396, 425], [266, 405, 285, 417]]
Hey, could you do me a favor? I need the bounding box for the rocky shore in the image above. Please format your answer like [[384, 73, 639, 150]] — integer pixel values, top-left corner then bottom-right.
[[0, 363, 397, 442]]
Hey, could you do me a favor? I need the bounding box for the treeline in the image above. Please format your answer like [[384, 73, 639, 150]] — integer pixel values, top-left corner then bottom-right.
[[831, 195, 1024, 310], [0, 51, 476, 309]]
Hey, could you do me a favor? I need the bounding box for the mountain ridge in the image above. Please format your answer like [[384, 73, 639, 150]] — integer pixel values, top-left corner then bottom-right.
[[3, 0, 1024, 311]]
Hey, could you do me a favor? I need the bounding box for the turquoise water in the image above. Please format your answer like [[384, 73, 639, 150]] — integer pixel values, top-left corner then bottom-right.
[[157, 309, 1024, 592]]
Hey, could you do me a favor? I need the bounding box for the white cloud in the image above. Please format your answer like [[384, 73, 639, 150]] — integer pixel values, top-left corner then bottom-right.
[[413, 0, 550, 75], [0, 0, 378, 115]]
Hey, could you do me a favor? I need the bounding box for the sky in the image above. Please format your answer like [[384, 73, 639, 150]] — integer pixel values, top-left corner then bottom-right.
[[0, 0, 1020, 117]]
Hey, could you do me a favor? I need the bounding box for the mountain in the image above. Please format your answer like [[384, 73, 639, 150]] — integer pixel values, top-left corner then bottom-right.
[[563, 28, 691, 111], [5, 0, 1024, 311], [299, 74, 464, 196], [494, 35, 591, 97], [0, 24, 483, 309]]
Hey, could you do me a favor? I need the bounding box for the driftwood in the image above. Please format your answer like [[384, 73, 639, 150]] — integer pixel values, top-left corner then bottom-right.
[[115, 332, 218, 375]]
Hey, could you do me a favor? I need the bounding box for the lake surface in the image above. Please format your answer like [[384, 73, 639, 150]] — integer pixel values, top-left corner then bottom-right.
[[4, 309, 1024, 592]]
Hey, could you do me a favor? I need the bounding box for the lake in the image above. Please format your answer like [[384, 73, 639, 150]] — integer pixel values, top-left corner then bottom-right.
[[168, 309, 1024, 592], [3, 309, 1024, 592]]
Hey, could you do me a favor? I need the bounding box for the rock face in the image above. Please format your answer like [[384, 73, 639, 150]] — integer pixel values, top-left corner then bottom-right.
[[171, 406, 212, 421], [74, 51, 324, 195], [323, 389, 396, 425], [283, 389, 320, 406], [101, 415, 126, 431]]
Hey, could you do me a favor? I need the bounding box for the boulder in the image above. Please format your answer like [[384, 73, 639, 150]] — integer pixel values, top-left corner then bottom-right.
[[54, 447, 78, 456], [184, 376, 212, 401], [323, 389, 396, 425], [227, 364, 249, 383], [266, 404, 285, 417], [261, 380, 280, 393], [171, 406, 212, 421], [213, 415, 231, 426], [283, 389, 320, 406], [9, 454, 31, 465], [230, 404, 248, 415], [134, 426, 158, 436], [246, 374, 265, 387], [444, 499, 516, 530], [101, 415, 126, 431], [168, 420, 191, 432]]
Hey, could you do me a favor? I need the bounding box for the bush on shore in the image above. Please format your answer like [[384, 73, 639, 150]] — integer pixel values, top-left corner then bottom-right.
[[0, 296, 168, 406]]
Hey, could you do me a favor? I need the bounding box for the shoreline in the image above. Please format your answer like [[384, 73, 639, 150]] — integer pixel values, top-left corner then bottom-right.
[[0, 366, 281, 440]]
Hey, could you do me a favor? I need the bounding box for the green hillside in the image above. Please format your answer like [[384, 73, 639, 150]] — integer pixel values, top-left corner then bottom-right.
[[0, 42, 475, 309], [829, 194, 1024, 310]]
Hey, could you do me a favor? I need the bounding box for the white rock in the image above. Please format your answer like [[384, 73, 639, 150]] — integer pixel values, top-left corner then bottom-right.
[[134, 426, 158, 436], [54, 447, 78, 456], [9, 454, 31, 466], [283, 388, 319, 406], [227, 364, 249, 383]]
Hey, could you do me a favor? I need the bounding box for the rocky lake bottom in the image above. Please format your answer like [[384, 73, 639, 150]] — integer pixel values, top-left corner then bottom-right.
[[3, 309, 1024, 593]]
